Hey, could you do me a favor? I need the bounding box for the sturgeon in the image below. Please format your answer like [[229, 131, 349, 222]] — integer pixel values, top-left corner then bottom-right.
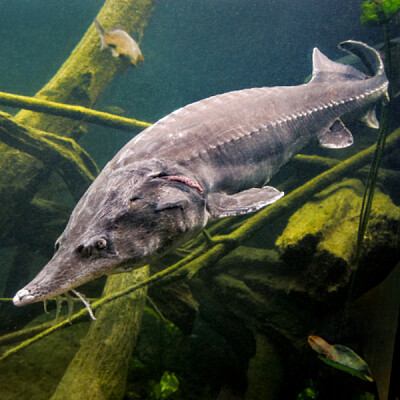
[[13, 41, 388, 307]]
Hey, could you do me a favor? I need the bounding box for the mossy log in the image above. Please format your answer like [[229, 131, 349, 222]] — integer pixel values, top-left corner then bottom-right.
[[182, 179, 398, 394], [276, 178, 399, 300], [50, 266, 149, 400]]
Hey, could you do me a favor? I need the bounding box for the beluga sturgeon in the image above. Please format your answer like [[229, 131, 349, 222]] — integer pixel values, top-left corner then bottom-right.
[[13, 41, 388, 307]]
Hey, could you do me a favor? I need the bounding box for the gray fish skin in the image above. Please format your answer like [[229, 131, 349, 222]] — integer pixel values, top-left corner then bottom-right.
[[13, 41, 388, 306]]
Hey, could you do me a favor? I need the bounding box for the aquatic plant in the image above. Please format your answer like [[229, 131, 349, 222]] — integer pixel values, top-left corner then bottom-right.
[[352, 0, 394, 296], [360, 0, 400, 26], [296, 379, 319, 400], [149, 371, 179, 400]]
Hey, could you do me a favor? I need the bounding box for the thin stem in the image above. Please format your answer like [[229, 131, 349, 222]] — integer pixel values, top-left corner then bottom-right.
[[351, 21, 392, 297]]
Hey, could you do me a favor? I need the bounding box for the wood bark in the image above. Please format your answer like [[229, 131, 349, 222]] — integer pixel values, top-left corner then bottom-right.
[[50, 267, 149, 400]]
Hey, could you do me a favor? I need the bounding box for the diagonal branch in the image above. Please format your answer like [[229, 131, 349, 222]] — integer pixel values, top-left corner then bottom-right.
[[0, 91, 152, 132], [0, 112, 98, 201]]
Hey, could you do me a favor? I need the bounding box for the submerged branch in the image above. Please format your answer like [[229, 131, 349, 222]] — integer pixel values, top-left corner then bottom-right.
[[0, 112, 98, 200], [0, 91, 152, 132]]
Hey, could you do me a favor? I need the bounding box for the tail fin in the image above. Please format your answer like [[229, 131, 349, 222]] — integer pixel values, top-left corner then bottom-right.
[[94, 19, 107, 51], [338, 40, 385, 78]]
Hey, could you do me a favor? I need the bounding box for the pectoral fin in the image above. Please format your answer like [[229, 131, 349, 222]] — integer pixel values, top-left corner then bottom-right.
[[207, 186, 284, 218], [318, 119, 354, 149]]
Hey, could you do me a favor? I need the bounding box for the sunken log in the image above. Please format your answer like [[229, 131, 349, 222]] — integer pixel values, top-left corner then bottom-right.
[[50, 267, 149, 400], [276, 178, 399, 301]]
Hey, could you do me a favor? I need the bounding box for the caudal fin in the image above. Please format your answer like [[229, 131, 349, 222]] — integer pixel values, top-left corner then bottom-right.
[[339, 40, 385, 78], [94, 18, 108, 51]]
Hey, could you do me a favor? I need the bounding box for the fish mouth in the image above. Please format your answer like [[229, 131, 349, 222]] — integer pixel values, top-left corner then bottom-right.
[[13, 289, 37, 306]]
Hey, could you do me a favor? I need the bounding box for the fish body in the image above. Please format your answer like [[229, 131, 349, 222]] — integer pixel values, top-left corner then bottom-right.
[[94, 19, 144, 66], [13, 41, 388, 306]]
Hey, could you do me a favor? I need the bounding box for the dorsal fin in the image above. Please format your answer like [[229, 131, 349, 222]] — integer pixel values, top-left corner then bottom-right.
[[311, 47, 366, 83]]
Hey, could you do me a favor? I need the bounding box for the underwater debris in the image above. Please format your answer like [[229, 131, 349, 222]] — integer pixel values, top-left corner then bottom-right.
[[0, 92, 151, 132], [308, 335, 373, 382], [276, 178, 400, 299], [94, 18, 144, 66]]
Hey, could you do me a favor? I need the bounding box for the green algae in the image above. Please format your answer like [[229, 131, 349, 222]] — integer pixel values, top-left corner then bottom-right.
[[276, 179, 399, 264], [361, 0, 400, 26], [0, 111, 98, 202]]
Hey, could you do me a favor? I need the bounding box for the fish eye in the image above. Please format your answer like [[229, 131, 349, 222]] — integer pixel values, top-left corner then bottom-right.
[[54, 241, 60, 252], [96, 238, 107, 250]]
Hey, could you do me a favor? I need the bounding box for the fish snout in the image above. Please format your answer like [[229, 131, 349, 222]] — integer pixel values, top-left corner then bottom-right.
[[13, 288, 36, 306]]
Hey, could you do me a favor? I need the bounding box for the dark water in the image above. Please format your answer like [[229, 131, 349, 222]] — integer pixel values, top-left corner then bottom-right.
[[0, 1, 399, 399]]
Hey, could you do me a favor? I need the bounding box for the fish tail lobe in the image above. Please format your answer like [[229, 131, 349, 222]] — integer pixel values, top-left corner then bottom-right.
[[94, 18, 108, 50], [339, 40, 385, 78]]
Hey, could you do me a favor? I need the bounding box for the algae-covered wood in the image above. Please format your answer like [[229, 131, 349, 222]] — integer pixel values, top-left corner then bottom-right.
[[50, 267, 149, 400], [276, 178, 399, 298]]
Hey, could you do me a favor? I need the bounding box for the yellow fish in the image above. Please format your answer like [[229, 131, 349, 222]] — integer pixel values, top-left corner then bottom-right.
[[94, 19, 144, 66]]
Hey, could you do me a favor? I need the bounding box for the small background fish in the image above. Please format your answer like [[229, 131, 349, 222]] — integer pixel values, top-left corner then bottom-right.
[[94, 18, 144, 66]]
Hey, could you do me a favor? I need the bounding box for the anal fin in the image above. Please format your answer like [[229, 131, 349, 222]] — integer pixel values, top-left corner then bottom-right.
[[360, 106, 379, 129], [318, 119, 354, 149], [207, 186, 284, 219]]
